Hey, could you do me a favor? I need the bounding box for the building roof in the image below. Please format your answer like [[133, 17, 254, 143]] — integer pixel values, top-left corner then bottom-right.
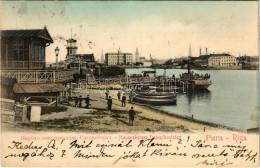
[[75, 54, 95, 61], [1, 28, 53, 43], [106, 53, 132, 55], [66, 38, 77, 43], [209, 53, 231, 56], [13, 83, 67, 94]]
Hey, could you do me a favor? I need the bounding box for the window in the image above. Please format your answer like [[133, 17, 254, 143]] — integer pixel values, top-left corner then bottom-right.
[[31, 45, 45, 61], [35, 45, 39, 61], [31, 45, 35, 60], [14, 45, 24, 60]]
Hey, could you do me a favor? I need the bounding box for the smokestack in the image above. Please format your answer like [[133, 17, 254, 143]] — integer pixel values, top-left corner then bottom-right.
[[206, 48, 208, 55], [200, 48, 201, 56]]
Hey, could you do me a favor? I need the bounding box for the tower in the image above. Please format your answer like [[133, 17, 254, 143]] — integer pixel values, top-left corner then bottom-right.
[[66, 38, 78, 59], [101, 50, 104, 63], [135, 48, 140, 61], [189, 43, 192, 56]]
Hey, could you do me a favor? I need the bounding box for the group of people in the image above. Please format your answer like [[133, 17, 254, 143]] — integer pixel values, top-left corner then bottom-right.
[[106, 90, 136, 126], [74, 95, 91, 108], [73, 90, 136, 126]]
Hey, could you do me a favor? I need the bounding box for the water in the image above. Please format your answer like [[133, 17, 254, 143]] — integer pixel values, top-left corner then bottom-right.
[[126, 68, 259, 130]]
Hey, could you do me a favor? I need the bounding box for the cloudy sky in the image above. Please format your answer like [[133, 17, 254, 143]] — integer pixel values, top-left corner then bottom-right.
[[1, 1, 258, 63]]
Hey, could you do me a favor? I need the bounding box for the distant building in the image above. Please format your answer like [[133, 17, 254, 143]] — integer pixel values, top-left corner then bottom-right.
[[105, 48, 133, 66], [237, 56, 259, 66], [0, 28, 53, 70], [64, 38, 96, 74], [192, 55, 211, 67], [208, 53, 237, 67], [135, 48, 140, 62]]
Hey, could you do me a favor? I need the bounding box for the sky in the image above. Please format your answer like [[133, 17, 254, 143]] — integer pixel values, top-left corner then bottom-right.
[[1, 1, 259, 63]]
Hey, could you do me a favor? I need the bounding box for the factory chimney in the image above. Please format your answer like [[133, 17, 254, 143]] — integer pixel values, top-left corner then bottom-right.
[[200, 48, 201, 56], [206, 48, 208, 55]]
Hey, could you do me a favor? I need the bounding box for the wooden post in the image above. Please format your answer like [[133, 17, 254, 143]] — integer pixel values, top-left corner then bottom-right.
[[53, 71, 56, 82], [36, 71, 38, 83], [17, 71, 20, 83], [56, 92, 59, 107]]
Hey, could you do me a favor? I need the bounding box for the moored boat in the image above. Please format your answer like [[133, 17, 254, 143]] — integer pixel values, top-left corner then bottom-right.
[[133, 96, 176, 105], [133, 92, 176, 105]]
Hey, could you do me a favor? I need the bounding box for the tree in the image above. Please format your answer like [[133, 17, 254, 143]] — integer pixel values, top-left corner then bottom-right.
[[94, 66, 125, 77], [164, 59, 173, 65]]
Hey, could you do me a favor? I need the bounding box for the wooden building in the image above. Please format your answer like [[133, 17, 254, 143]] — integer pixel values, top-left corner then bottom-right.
[[0, 28, 73, 107], [1, 27, 53, 70]]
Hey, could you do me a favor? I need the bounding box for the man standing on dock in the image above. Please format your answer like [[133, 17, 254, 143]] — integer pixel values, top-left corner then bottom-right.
[[122, 93, 126, 107], [107, 96, 112, 111], [129, 106, 136, 126]]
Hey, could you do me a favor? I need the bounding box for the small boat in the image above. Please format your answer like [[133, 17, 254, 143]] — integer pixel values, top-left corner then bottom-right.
[[137, 92, 175, 96], [133, 92, 176, 105], [133, 96, 176, 105]]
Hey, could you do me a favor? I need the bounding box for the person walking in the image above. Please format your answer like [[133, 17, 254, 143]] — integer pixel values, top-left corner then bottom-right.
[[122, 93, 126, 107], [128, 106, 136, 126], [107, 96, 112, 111], [74, 96, 78, 107], [105, 90, 109, 100], [78, 95, 83, 108], [117, 91, 121, 100], [85, 95, 90, 108]]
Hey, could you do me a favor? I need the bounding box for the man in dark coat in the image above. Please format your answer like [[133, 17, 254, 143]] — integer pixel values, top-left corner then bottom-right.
[[105, 90, 109, 100], [85, 95, 90, 108], [107, 96, 112, 111], [129, 106, 136, 126], [117, 91, 121, 100], [122, 93, 126, 107], [74, 96, 78, 107]]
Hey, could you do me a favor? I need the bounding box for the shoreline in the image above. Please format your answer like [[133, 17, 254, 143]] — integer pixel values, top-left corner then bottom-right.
[[2, 90, 243, 133], [134, 102, 243, 132]]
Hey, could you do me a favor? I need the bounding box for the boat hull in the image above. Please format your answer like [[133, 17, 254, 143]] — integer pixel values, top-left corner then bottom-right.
[[133, 96, 176, 105]]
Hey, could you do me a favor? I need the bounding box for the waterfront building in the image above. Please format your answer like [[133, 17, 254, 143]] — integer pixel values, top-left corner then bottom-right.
[[1, 27, 53, 70], [105, 48, 133, 66], [0, 28, 73, 106], [64, 38, 96, 74], [208, 53, 237, 67]]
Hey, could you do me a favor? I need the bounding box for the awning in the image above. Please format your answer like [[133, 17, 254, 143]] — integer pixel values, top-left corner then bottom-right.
[[13, 83, 67, 94]]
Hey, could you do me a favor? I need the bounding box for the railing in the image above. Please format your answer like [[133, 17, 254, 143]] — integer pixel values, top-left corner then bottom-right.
[[1, 70, 73, 84]]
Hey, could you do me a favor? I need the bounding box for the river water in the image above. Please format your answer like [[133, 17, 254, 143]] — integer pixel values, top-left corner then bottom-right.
[[126, 68, 259, 130]]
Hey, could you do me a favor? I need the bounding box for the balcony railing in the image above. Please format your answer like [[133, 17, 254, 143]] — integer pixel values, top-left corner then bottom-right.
[[1, 70, 73, 83]]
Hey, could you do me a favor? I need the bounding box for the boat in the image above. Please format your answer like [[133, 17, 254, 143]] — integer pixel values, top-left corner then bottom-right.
[[137, 92, 175, 96], [179, 61, 212, 90], [133, 96, 176, 105], [133, 92, 176, 105]]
